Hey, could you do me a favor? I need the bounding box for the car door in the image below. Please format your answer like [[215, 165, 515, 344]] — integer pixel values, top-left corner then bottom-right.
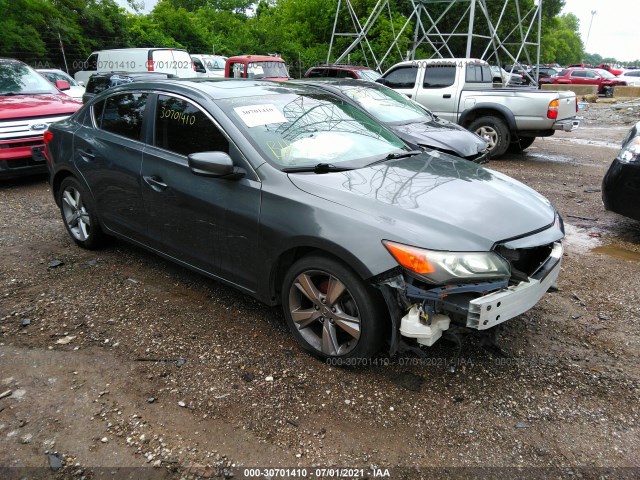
[[382, 65, 420, 99], [570, 70, 587, 85], [141, 93, 262, 291], [414, 64, 457, 122], [73, 92, 149, 241]]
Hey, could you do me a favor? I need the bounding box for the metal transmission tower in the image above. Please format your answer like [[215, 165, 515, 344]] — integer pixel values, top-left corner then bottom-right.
[[328, 0, 543, 84]]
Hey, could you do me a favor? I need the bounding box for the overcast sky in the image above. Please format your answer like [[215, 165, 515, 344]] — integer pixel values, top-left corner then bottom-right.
[[118, 0, 640, 63], [561, 0, 639, 62]]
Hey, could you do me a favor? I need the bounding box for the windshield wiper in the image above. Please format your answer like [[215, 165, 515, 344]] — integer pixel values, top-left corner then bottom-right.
[[282, 163, 353, 174], [366, 150, 422, 167]]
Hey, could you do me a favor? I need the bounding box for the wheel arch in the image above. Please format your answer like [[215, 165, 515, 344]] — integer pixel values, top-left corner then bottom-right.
[[52, 168, 80, 206], [268, 242, 379, 306], [459, 104, 517, 132]]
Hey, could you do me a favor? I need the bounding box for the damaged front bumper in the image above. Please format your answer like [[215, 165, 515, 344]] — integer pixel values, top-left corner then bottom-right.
[[380, 241, 563, 350]]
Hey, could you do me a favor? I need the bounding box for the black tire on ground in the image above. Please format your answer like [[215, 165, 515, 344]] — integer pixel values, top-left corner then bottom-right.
[[57, 177, 105, 249], [281, 255, 386, 361], [468, 116, 511, 158], [507, 136, 536, 153]]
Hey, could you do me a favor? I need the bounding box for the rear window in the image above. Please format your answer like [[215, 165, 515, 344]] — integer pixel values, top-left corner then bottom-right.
[[86, 76, 112, 94], [465, 64, 492, 83]]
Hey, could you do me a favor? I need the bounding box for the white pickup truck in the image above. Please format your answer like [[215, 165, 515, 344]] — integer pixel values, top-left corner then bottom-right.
[[377, 58, 580, 157]]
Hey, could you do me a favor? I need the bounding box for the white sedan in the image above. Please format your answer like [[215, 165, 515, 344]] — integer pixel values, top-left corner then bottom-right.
[[37, 69, 86, 101], [617, 70, 640, 86]]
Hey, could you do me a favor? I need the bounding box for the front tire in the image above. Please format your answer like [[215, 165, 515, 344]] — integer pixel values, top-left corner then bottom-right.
[[58, 177, 104, 249], [282, 255, 385, 361], [468, 116, 511, 158]]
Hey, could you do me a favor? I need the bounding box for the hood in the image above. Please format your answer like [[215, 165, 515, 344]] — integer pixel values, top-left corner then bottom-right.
[[0, 93, 81, 120], [288, 152, 556, 252], [391, 118, 487, 158]]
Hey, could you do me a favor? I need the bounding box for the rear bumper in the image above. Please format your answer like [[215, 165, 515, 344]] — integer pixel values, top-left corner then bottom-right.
[[553, 118, 581, 132]]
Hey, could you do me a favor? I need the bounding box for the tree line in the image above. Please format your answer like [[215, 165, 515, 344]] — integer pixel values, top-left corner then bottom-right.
[[1, 0, 636, 75]]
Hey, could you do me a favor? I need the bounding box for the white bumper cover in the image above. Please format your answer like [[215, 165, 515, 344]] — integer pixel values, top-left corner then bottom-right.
[[467, 241, 563, 330]]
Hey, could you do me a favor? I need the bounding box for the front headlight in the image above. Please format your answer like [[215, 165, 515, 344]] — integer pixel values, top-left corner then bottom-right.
[[383, 240, 511, 284], [618, 136, 640, 164]]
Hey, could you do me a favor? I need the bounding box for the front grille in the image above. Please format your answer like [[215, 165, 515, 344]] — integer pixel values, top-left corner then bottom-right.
[[0, 139, 42, 149], [495, 243, 554, 281]]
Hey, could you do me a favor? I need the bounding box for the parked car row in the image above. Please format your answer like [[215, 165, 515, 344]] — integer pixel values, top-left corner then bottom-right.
[[543, 67, 628, 95], [3, 50, 637, 363]]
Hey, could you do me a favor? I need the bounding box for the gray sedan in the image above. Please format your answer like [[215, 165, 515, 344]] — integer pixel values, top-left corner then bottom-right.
[[45, 79, 564, 361], [298, 79, 489, 163]]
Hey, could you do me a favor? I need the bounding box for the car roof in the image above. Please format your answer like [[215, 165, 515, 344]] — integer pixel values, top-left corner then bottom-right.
[[227, 55, 284, 63], [295, 78, 381, 90], [90, 71, 177, 79], [89, 78, 324, 101], [309, 64, 375, 71]]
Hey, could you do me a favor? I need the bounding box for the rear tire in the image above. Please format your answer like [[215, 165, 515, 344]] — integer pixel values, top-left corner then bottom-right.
[[282, 255, 386, 361], [507, 136, 535, 153], [468, 116, 511, 158], [58, 177, 104, 249]]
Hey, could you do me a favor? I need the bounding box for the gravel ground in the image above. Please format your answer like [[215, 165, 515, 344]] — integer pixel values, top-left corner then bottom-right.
[[0, 102, 639, 480]]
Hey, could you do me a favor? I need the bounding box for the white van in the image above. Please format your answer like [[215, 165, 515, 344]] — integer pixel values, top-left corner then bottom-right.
[[191, 54, 227, 78], [74, 48, 195, 84]]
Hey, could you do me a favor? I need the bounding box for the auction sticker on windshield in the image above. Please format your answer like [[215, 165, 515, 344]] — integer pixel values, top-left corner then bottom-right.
[[234, 104, 288, 128]]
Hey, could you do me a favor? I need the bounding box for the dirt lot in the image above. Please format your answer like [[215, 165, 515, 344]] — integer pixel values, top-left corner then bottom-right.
[[1, 102, 639, 480]]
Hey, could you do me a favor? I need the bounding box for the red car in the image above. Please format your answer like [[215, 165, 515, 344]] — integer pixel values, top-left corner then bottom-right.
[[551, 68, 627, 95], [0, 58, 81, 179], [304, 64, 382, 82], [598, 64, 624, 76], [225, 55, 290, 81]]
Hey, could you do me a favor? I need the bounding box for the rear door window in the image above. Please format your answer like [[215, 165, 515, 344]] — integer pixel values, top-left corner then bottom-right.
[[154, 94, 229, 156], [100, 93, 148, 141], [424, 65, 456, 88]]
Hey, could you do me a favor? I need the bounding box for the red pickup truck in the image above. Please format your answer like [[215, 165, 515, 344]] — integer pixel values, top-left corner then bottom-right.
[[0, 58, 81, 179], [225, 55, 290, 81]]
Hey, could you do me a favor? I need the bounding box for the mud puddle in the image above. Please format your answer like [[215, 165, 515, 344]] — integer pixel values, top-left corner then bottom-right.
[[592, 245, 640, 263]]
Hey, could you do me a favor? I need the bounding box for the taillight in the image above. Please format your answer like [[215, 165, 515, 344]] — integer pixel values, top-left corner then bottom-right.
[[147, 59, 154, 71], [547, 99, 559, 119], [575, 96, 579, 113], [43, 130, 53, 162]]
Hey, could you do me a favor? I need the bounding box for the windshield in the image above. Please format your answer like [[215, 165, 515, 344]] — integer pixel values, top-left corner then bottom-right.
[[339, 85, 430, 124], [203, 56, 226, 70], [40, 71, 80, 87], [359, 69, 381, 82], [595, 69, 615, 79], [219, 92, 406, 169], [247, 61, 289, 79], [0, 62, 59, 95]]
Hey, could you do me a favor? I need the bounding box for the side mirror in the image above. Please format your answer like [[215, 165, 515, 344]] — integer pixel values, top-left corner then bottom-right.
[[55, 80, 71, 91], [188, 152, 245, 180], [375, 77, 387, 85]]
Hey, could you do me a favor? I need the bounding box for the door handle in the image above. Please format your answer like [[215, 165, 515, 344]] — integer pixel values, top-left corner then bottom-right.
[[78, 149, 95, 161], [143, 175, 168, 192], [443, 94, 451, 98]]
